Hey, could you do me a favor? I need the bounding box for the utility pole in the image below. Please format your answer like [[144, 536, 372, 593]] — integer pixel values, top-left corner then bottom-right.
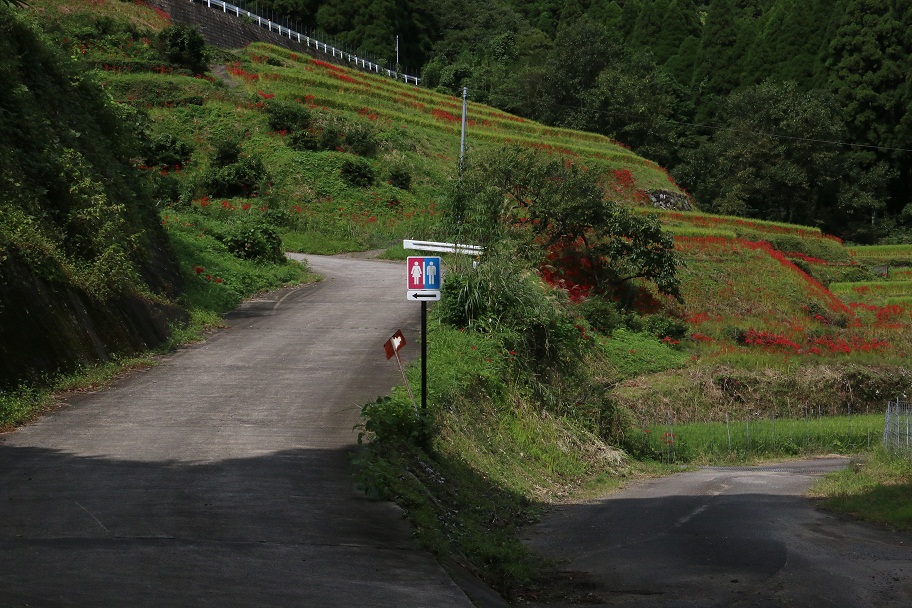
[[459, 87, 468, 179]]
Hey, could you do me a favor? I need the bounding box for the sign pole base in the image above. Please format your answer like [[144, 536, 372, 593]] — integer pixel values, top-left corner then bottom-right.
[[394, 350, 417, 413]]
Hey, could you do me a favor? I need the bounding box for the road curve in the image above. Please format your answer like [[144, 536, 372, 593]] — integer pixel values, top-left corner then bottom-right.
[[0, 254, 474, 607], [523, 457, 912, 607]]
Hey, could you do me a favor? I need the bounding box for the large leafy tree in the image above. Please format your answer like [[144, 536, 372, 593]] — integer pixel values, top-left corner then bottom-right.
[[419, 0, 537, 99], [464, 146, 682, 300], [420, 3, 550, 108], [256, 0, 436, 67], [690, 0, 772, 118], [263, 0, 320, 22], [628, 0, 701, 69], [316, 0, 437, 68], [576, 51, 688, 166], [531, 15, 615, 127], [690, 0, 741, 108], [742, 0, 833, 86]]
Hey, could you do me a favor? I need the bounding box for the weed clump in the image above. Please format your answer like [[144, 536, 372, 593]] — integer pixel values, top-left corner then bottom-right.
[[340, 157, 375, 187], [157, 24, 207, 73], [264, 99, 311, 133], [386, 165, 412, 190]]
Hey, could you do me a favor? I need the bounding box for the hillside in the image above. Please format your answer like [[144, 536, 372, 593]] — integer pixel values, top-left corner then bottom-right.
[[248, 0, 912, 247], [0, 1, 309, 417], [169, 36, 912, 416], [0, 2, 183, 389], [12, 0, 912, 484]]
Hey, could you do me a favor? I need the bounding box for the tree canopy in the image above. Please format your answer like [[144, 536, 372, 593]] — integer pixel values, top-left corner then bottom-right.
[[675, 80, 870, 234], [455, 146, 683, 301]]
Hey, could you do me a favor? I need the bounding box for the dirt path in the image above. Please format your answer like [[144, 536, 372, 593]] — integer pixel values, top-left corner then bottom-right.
[[0, 255, 475, 607], [523, 457, 912, 607]]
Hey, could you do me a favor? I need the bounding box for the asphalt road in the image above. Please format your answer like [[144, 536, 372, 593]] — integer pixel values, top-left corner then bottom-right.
[[523, 457, 912, 607], [0, 254, 475, 607]]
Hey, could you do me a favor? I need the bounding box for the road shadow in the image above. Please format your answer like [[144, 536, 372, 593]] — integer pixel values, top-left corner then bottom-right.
[[519, 468, 912, 608], [0, 442, 470, 607]]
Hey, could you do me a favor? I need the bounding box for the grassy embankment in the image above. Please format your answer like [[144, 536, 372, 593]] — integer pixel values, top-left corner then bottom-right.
[[1, 1, 312, 427]]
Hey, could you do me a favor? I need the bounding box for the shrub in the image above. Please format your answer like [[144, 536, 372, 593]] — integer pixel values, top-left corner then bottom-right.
[[642, 314, 688, 340], [341, 119, 378, 156], [143, 132, 192, 168], [340, 157, 375, 187], [360, 395, 423, 444], [287, 129, 321, 152], [149, 171, 181, 205], [157, 24, 207, 72], [265, 99, 311, 133], [387, 165, 412, 190], [211, 139, 241, 167], [287, 123, 343, 152], [319, 122, 345, 151], [577, 296, 624, 334], [222, 222, 284, 264], [206, 154, 265, 197], [439, 259, 582, 372]]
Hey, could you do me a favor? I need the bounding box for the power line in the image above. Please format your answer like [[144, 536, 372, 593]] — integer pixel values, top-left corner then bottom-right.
[[467, 89, 912, 155], [665, 118, 912, 153]]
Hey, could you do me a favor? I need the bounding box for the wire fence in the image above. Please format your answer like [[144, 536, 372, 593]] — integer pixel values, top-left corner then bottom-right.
[[632, 399, 912, 463], [193, 0, 421, 85], [883, 398, 912, 455]]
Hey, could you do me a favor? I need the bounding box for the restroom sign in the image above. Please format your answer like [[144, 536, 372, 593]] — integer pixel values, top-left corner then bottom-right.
[[407, 257, 441, 291]]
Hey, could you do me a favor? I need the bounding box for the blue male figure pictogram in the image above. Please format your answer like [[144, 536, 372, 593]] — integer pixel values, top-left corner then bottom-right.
[[424, 259, 439, 289]]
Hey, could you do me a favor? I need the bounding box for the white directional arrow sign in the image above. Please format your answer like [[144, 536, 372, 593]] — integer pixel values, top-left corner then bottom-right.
[[407, 290, 441, 301]]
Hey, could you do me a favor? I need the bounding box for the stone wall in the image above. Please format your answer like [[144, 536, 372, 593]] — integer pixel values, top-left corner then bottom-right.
[[648, 189, 693, 211], [150, 0, 351, 65], [0, 255, 185, 389]]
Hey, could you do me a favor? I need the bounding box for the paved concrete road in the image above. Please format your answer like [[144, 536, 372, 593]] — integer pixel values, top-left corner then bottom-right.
[[524, 457, 912, 607], [0, 255, 474, 607]]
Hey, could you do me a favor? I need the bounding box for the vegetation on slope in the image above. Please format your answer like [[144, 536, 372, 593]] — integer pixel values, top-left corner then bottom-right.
[[0, 2, 310, 425], [812, 449, 912, 532], [250, 0, 912, 245], [0, 2, 183, 390]]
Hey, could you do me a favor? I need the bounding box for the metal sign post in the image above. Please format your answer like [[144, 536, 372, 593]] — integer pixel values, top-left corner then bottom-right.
[[421, 301, 427, 413], [399, 243, 484, 415]]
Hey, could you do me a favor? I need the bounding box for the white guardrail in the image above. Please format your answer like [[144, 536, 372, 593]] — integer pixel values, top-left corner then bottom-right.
[[195, 0, 421, 85]]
